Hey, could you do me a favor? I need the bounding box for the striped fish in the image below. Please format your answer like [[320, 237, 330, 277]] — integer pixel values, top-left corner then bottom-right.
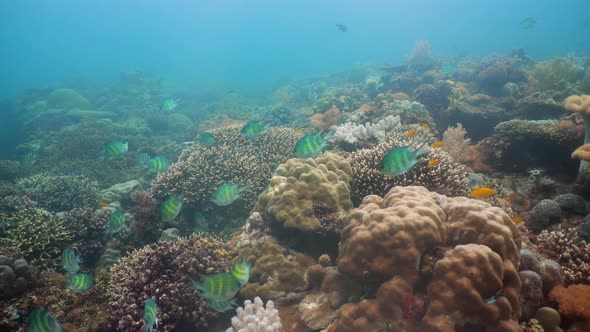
[[230, 260, 251, 287], [211, 184, 248, 207], [160, 195, 183, 222], [144, 298, 158, 332], [293, 133, 329, 158], [67, 273, 93, 293], [26, 309, 62, 332], [148, 156, 171, 173], [104, 141, 128, 159], [381, 145, 428, 177], [61, 248, 80, 274], [241, 121, 265, 140], [192, 272, 242, 301], [106, 210, 126, 235], [206, 298, 238, 312]]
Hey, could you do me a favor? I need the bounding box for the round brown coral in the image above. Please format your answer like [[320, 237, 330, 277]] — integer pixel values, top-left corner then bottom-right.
[[329, 186, 522, 332]]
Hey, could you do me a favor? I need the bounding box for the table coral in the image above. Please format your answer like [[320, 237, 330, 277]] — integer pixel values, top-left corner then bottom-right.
[[255, 152, 353, 234], [329, 186, 522, 332], [151, 124, 302, 214], [347, 126, 470, 202], [107, 233, 230, 331]]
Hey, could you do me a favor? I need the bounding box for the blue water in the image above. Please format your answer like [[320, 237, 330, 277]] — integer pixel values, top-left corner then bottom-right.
[[1, 0, 589, 99]]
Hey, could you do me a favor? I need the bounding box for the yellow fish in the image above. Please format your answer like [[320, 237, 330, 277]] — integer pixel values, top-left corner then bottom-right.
[[432, 141, 444, 148], [512, 217, 524, 225], [422, 124, 430, 129], [469, 187, 496, 198], [428, 159, 440, 168], [405, 130, 417, 139]]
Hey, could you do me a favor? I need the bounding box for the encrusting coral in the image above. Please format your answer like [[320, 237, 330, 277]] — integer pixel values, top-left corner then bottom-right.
[[255, 152, 353, 235], [107, 233, 231, 331], [347, 126, 470, 202], [151, 124, 302, 214], [327, 186, 522, 332]]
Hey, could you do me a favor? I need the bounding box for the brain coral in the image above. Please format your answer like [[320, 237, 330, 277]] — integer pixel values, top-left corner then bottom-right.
[[329, 186, 522, 332], [347, 127, 470, 202], [255, 152, 353, 234], [107, 234, 230, 331], [151, 124, 302, 213]]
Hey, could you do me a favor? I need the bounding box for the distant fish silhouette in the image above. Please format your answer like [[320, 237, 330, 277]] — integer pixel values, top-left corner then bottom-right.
[[336, 23, 348, 32], [519, 17, 537, 29]]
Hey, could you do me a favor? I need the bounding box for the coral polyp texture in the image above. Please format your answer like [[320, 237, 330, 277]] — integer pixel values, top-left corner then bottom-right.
[[106, 233, 231, 331], [347, 127, 470, 202], [227, 297, 282, 332], [151, 124, 302, 212], [328, 186, 522, 332], [255, 152, 353, 234]]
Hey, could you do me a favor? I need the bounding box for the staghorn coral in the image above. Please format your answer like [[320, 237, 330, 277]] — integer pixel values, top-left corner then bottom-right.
[[536, 228, 590, 285], [255, 153, 353, 235], [549, 284, 590, 320], [347, 126, 470, 202], [328, 186, 522, 332], [236, 238, 315, 300], [227, 297, 282, 332], [15, 173, 99, 212], [107, 233, 230, 331], [0, 207, 73, 268], [441, 123, 472, 163], [151, 124, 302, 214]]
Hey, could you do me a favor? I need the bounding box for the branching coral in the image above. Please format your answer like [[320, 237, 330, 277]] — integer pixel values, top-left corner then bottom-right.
[[15, 173, 98, 212], [255, 153, 353, 235], [0, 208, 73, 268], [442, 123, 471, 162], [536, 228, 590, 285], [151, 124, 303, 214], [347, 126, 470, 202], [63, 207, 109, 264], [129, 191, 160, 243], [328, 186, 522, 332], [107, 234, 230, 331]]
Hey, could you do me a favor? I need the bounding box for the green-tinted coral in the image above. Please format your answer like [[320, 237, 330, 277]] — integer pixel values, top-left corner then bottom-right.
[[528, 57, 581, 92], [495, 119, 575, 143], [0, 208, 73, 268], [255, 153, 353, 233], [47, 88, 91, 109], [237, 238, 315, 300], [15, 173, 99, 212]]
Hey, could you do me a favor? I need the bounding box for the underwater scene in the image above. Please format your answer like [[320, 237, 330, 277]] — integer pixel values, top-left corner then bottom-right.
[[2, 0, 590, 331]]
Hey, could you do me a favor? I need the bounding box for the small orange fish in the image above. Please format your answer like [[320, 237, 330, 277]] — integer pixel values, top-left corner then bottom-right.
[[428, 159, 440, 168], [422, 124, 430, 129], [405, 130, 417, 139], [512, 217, 524, 225], [432, 141, 444, 148], [99, 202, 109, 208], [469, 187, 496, 199]]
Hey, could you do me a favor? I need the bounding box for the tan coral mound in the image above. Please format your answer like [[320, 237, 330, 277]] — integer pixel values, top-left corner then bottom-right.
[[328, 186, 522, 332], [255, 153, 353, 233], [564, 94, 590, 113]]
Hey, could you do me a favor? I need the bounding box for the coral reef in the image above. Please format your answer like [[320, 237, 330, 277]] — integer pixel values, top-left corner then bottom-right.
[[236, 238, 315, 300], [98, 179, 139, 204], [332, 115, 401, 145], [63, 207, 109, 264], [151, 124, 302, 214], [0, 207, 73, 268], [347, 127, 470, 202], [227, 297, 282, 332], [129, 191, 160, 243], [107, 234, 230, 331], [536, 228, 590, 285], [441, 123, 472, 163], [0, 160, 23, 182], [0, 256, 38, 298], [549, 284, 590, 320], [15, 173, 99, 212], [255, 153, 353, 235], [328, 186, 522, 331], [528, 58, 581, 93], [310, 106, 341, 131]]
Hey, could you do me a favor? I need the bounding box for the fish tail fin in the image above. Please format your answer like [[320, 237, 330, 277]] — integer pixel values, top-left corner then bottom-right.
[[322, 129, 335, 141]]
